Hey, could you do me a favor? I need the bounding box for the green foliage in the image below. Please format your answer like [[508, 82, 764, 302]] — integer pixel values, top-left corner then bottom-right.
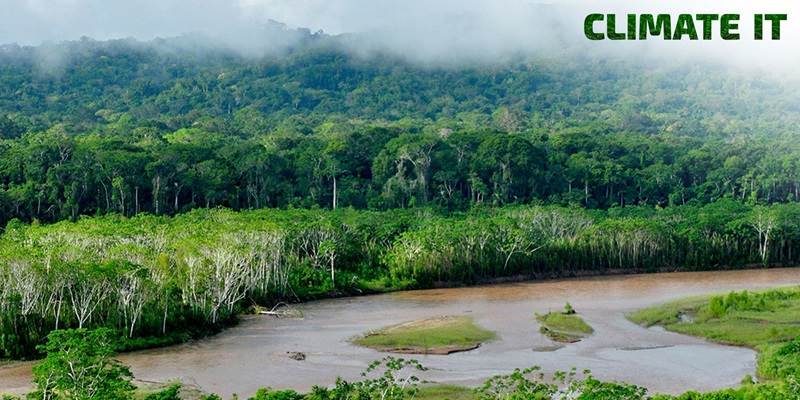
[[248, 388, 304, 400], [352, 316, 495, 354], [705, 289, 800, 319], [143, 384, 182, 400], [536, 311, 594, 343], [476, 367, 647, 400], [651, 378, 800, 400], [304, 357, 427, 400], [627, 297, 708, 327], [575, 377, 648, 400], [759, 337, 800, 380], [708, 296, 726, 318], [5, 30, 800, 400], [4, 34, 800, 364], [415, 385, 476, 400], [308, 365, 794, 400], [2, 203, 800, 358], [476, 366, 557, 399], [2, 38, 800, 226], [30, 328, 135, 400]]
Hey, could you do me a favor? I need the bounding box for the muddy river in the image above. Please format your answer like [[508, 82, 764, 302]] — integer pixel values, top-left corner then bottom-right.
[[2, 268, 800, 397]]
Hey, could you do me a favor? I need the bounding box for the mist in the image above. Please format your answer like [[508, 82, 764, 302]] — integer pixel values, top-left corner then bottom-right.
[[2, 0, 799, 72]]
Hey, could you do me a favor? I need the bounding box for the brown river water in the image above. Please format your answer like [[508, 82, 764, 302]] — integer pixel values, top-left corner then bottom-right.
[[2, 268, 800, 397]]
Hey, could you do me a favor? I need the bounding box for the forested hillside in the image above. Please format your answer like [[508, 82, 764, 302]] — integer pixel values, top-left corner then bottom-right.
[[4, 28, 800, 396], [1, 34, 800, 225]]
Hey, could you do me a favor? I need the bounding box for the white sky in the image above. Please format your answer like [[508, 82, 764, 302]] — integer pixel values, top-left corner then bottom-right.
[[1, 0, 799, 69]]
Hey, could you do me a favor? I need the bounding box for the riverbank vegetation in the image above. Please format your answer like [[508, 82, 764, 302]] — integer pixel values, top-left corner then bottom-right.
[[628, 287, 800, 381], [2, 201, 800, 359], [416, 386, 476, 400], [352, 316, 495, 355], [536, 303, 594, 343]]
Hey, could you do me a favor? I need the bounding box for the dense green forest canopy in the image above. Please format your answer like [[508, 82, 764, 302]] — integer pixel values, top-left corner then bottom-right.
[[1, 33, 800, 224]]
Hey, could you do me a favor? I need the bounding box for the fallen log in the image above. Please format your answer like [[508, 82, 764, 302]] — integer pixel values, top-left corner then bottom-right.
[[258, 302, 303, 318]]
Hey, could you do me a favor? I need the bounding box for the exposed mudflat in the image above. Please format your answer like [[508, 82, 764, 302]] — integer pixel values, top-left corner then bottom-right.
[[2, 268, 800, 398]]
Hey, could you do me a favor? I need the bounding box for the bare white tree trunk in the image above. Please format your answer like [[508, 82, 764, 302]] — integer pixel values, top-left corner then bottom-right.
[[68, 278, 107, 329], [332, 175, 337, 210], [8, 261, 42, 317], [751, 208, 777, 265], [118, 272, 147, 337]]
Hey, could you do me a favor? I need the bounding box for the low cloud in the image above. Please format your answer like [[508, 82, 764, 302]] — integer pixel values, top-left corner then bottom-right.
[[2, 0, 799, 72]]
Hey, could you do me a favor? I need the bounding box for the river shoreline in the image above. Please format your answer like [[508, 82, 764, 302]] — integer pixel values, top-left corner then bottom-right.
[[2, 267, 800, 398]]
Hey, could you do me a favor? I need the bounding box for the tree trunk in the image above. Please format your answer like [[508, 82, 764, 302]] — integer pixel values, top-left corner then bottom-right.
[[330, 257, 335, 284], [101, 181, 110, 211], [162, 302, 168, 335], [584, 181, 589, 205], [54, 292, 62, 330], [174, 183, 181, 213], [154, 174, 161, 215], [332, 175, 337, 209]]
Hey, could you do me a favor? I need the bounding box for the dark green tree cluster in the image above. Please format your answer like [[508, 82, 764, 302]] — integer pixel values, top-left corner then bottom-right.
[[5, 118, 800, 225]]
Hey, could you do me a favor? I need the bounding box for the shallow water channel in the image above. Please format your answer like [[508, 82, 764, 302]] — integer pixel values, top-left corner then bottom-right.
[[2, 268, 800, 397]]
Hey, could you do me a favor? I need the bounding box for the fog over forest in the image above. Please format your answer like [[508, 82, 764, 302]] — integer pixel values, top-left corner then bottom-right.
[[3, 0, 800, 73]]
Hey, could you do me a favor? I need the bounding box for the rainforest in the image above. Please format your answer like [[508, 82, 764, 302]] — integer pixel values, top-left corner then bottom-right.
[[0, 14, 800, 400]]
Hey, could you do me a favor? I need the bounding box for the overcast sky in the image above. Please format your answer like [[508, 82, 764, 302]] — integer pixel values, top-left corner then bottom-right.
[[2, 0, 798, 69]]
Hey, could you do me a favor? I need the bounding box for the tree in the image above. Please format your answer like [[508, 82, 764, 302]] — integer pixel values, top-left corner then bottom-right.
[[66, 265, 110, 329], [491, 107, 525, 133], [319, 239, 337, 285], [374, 134, 439, 207], [473, 135, 546, 205], [0, 115, 24, 139], [31, 328, 135, 400], [321, 141, 345, 209], [116, 266, 150, 338], [750, 206, 777, 266], [494, 217, 544, 271]]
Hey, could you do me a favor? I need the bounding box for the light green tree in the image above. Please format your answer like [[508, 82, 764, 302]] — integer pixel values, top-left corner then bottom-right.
[[31, 328, 135, 400]]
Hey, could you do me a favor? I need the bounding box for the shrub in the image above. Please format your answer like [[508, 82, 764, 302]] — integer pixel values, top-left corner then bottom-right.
[[144, 384, 182, 400], [759, 337, 800, 380], [708, 296, 726, 318], [30, 328, 135, 400], [249, 388, 304, 400]]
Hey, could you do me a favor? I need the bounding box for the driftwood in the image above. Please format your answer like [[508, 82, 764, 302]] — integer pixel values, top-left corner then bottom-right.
[[259, 302, 303, 319]]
